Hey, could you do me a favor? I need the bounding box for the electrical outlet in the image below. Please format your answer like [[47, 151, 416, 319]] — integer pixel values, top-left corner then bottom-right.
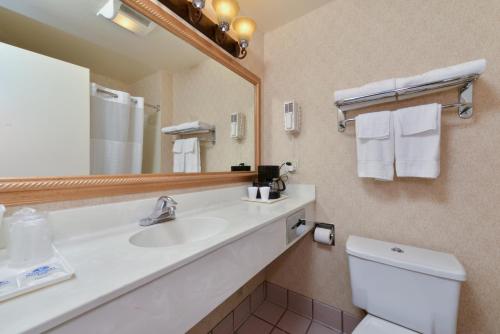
[[287, 160, 298, 173]]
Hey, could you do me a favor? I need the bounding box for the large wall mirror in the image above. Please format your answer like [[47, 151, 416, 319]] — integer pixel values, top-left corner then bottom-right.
[[0, 0, 260, 205]]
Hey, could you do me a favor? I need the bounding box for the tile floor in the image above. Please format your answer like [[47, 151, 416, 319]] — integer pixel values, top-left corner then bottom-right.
[[209, 281, 362, 334]]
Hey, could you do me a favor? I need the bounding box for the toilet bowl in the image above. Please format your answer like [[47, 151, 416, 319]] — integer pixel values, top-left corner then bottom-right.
[[346, 235, 466, 334]]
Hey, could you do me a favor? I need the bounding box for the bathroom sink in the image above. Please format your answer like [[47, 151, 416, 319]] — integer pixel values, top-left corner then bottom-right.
[[129, 217, 230, 248]]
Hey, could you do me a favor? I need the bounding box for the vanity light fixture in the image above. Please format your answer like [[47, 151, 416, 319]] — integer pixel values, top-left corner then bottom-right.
[[188, 0, 205, 24], [192, 0, 205, 9], [232, 16, 256, 59], [159, 0, 256, 59], [212, 0, 240, 32], [212, 0, 256, 59]]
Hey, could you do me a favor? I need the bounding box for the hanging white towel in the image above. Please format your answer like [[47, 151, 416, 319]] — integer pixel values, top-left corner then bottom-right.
[[394, 103, 442, 178], [396, 59, 486, 89], [172, 138, 201, 173], [334, 79, 396, 103], [355, 111, 394, 181], [184, 137, 201, 173], [173, 140, 185, 173]]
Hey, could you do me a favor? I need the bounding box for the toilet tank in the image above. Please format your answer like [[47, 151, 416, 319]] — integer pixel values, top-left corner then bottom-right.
[[346, 236, 466, 334]]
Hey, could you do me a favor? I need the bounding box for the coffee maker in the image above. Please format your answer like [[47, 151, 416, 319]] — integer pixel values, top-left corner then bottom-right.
[[253, 165, 286, 199]]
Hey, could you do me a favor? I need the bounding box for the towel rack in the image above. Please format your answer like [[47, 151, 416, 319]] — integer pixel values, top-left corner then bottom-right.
[[96, 88, 161, 113], [335, 74, 479, 132], [168, 129, 216, 144]]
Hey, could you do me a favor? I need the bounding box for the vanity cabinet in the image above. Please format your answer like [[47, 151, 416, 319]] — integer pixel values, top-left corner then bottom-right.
[[48, 204, 313, 334]]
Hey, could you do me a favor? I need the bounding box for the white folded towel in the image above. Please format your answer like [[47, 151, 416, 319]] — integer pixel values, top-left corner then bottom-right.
[[182, 137, 196, 153], [396, 59, 486, 89], [172, 138, 201, 173], [355, 111, 394, 181], [394, 103, 442, 178], [162, 121, 214, 134], [334, 79, 396, 102], [173, 140, 185, 173], [183, 138, 201, 173], [335, 59, 486, 104]]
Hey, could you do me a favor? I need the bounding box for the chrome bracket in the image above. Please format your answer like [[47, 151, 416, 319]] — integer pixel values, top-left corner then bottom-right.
[[458, 81, 473, 119], [337, 107, 346, 132]]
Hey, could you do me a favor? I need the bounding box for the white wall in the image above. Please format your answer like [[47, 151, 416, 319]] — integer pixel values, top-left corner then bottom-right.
[[0, 42, 90, 177]]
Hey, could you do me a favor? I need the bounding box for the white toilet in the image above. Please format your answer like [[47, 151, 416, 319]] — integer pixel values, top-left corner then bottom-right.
[[346, 235, 466, 334]]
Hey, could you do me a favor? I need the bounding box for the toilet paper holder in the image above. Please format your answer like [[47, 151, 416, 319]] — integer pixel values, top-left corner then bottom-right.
[[292, 219, 307, 230], [313, 221, 335, 246], [296, 219, 335, 246]]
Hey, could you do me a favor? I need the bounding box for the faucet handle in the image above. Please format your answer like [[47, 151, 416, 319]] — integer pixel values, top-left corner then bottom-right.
[[161, 196, 177, 207], [140, 196, 178, 226], [149, 196, 177, 219]]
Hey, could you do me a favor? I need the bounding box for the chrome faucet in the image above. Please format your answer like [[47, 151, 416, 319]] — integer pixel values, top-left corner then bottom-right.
[[140, 196, 177, 226]]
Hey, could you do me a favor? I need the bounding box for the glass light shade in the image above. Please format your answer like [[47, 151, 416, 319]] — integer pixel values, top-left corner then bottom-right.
[[212, 0, 240, 29], [232, 17, 256, 43], [192, 0, 205, 9]]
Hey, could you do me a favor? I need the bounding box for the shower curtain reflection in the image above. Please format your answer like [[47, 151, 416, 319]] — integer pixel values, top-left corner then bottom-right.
[[90, 83, 144, 175]]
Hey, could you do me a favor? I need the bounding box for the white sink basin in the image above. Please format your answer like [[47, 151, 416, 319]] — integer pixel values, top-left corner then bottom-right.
[[129, 217, 230, 248]]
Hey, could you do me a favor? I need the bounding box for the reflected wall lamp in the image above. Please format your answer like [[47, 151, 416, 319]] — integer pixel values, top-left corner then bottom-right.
[[231, 16, 256, 59], [210, 0, 255, 59], [158, 0, 256, 59]]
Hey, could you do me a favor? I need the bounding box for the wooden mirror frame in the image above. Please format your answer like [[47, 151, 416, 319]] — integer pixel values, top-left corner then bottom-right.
[[0, 0, 260, 206]]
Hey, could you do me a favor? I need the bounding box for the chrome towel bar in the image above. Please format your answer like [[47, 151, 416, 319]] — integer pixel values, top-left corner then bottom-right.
[[335, 74, 479, 132]]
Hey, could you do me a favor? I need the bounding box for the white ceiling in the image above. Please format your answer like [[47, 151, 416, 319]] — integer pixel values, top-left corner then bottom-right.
[[0, 0, 333, 83], [0, 0, 208, 84], [202, 0, 334, 33], [237, 0, 333, 32]]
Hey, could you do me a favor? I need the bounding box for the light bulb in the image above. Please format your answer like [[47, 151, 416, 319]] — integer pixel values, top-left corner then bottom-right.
[[232, 16, 256, 48], [212, 0, 240, 32], [192, 0, 205, 9]]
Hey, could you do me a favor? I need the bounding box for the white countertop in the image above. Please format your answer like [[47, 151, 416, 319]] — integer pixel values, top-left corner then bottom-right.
[[0, 184, 315, 333]]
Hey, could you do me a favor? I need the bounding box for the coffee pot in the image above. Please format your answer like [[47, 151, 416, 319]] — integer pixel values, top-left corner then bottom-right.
[[270, 177, 286, 193]]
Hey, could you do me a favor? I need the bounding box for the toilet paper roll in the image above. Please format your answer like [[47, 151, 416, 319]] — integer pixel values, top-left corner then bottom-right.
[[295, 224, 306, 236], [314, 227, 333, 245]]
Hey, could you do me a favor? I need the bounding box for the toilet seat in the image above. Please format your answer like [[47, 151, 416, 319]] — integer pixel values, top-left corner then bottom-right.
[[353, 315, 419, 334]]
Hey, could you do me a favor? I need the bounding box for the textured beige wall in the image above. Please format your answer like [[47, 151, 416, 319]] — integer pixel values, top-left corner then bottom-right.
[[262, 1, 500, 333], [172, 59, 255, 172], [159, 71, 175, 174], [129, 71, 165, 174]]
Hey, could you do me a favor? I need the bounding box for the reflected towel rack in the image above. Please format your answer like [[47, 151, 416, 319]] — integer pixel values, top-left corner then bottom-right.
[[335, 74, 480, 132], [168, 129, 216, 144], [96, 88, 160, 113]]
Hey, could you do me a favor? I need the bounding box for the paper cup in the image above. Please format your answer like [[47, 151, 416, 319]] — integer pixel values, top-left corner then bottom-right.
[[259, 187, 271, 201], [248, 187, 258, 200]]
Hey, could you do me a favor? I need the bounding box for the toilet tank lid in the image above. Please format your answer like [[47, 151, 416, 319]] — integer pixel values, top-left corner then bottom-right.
[[346, 235, 466, 281]]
